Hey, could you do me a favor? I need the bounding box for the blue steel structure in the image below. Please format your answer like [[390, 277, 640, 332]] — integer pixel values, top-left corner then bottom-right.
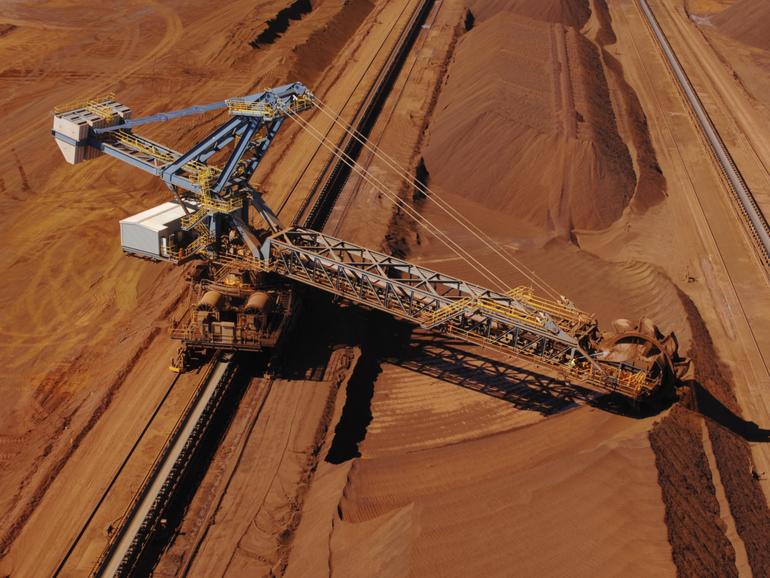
[[51, 84, 668, 402], [52, 83, 313, 252]]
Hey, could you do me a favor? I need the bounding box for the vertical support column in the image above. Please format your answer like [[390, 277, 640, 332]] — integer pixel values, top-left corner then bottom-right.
[[208, 214, 219, 253]]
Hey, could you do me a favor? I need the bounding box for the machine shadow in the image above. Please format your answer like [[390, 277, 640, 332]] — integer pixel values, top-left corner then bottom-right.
[[383, 330, 673, 419], [294, 299, 668, 419], [692, 381, 770, 442], [384, 332, 652, 417]]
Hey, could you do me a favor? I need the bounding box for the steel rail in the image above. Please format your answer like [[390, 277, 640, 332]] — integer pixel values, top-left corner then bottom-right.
[[175, 376, 275, 576], [91, 354, 235, 577], [637, 0, 770, 264], [329, 0, 445, 236], [51, 372, 183, 577], [273, 1, 414, 219]]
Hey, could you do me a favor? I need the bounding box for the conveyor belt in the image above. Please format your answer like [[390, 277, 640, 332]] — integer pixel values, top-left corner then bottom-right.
[[638, 0, 770, 264]]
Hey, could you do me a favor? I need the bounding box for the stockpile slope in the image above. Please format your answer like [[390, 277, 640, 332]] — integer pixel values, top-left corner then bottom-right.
[[336, 393, 674, 577], [470, 0, 591, 28], [713, 0, 770, 51], [284, 363, 675, 577], [422, 12, 636, 235]]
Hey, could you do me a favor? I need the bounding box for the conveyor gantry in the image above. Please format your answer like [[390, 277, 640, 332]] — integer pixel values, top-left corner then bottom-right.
[[259, 228, 659, 399]]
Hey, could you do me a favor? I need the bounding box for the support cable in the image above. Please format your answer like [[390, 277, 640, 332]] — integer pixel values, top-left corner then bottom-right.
[[287, 110, 510, 293], [310, 96, 562, 300]]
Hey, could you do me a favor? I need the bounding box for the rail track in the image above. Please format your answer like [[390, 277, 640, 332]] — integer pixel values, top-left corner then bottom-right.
[[51, 370, 186, 577], [623, 0, 770, 385], [60, 2, 434, 576], [637, 0, 770, 265], [92, 354, 238, 576], [654, 0, 770, 194], [173, 375, 275, 576], [330, 0, 445, 236], [273, 0, 413, 219]]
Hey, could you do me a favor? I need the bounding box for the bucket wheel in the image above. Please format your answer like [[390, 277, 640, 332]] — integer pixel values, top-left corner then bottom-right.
[[598, 329, 683, 394]]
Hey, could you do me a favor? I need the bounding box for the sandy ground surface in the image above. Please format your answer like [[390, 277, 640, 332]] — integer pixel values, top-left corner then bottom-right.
[[285, 0, 770, 575], [160, 376, 333, 577], [285, 0, 680, 573], [2, 0, 770, 576], [326, 0, 466, 249], [0, 0, 421, 575], [259, 0, 422, 229], [289, 381, 675, 577]]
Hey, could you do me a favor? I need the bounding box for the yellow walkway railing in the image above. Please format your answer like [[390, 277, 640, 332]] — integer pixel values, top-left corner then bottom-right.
[[53, 93, 116, 115], [225, 94, 314, 119]]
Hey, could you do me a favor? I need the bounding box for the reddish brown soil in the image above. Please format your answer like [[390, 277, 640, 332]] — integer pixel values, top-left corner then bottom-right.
[[602, 51, 667, 212], [2, 0, 770, 575], [677, 290, 770, 577], [470, 0, 591, 29], [713, 0, 770, 51], [593, 0, 667, 212], [288, 377, 675, 576], [0, 1, 405, 574], [290, 0, 377, 85], [382, 18, 464, 259], [421, 10, 636, 235], [285, 2, 676, 575], [649, 404, 738, 578], [592, 0, 617, 46], [284, 0, 770, 575]]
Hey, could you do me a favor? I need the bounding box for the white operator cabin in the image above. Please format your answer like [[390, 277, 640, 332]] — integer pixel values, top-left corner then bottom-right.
[[119, 201, 198, 260]]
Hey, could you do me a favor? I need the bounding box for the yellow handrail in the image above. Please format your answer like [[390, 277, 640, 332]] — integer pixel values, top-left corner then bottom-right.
[[505, 286, 592, 328], [197, 166, 218, 192], [200, 193, 245, 213], [179, 208, 208, 230], [427, 297, 474, 326], [225, 94, 314, 118], [180, 194, 246, 229], [429, 295, 548, 331], [53, 92, 116, 114], [113, 130, 176, 164], [429, 287, 592, 333], [168, 224, 213, 259], [272, 255, 656, 399], [111, 132, 222, 185], [217, 252, 268, 271]]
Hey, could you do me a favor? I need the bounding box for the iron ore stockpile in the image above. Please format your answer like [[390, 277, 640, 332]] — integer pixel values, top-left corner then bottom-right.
[[2, 0, 770, 577]]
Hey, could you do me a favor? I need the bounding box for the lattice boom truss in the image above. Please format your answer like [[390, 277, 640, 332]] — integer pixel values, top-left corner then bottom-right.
[[263, 228, 659, 399]]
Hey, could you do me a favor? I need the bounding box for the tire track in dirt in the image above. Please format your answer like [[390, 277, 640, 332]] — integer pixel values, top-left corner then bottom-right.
[[0, 325, 165, 557], [0, 0, 183, 153], [0, 280, 187, 562]]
